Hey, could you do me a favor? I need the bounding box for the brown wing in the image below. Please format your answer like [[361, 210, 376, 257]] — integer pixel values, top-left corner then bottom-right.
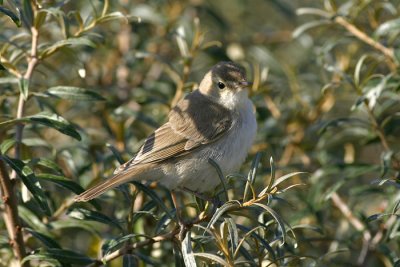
[[114, 90, 232, 174], [169, 90, 232, 149]]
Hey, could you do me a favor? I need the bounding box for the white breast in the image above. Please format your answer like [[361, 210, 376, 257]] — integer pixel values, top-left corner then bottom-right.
[[160, 99, 257, 192]]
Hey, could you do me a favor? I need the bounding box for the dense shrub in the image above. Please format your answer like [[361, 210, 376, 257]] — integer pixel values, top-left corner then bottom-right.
[[0, 0, 399, 266]]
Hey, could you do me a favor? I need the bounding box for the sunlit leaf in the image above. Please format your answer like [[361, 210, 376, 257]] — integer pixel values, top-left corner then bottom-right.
[[40, 37, 96, 58], [68, 208, 123, 230], [182, 231, 196, 267], [375, 18, 400, 37], [45, 86, 106, 101], [0, 112, 81, 140]]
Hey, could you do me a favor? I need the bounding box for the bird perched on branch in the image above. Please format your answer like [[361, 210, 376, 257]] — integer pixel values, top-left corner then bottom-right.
[[74, 61, 257, 202]]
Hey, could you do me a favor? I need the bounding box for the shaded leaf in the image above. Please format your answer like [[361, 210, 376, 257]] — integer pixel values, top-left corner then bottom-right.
[[19, 77, 29, 100], [25, 228, 61, 249], [40, 37, 96, 58], [205, 201, 240, 231], [132, 181, 174, 220], [23, 248, 95, 265], [68, 208, 123, 230], [2, 156, 51, 215], [253, 203, 286, 244], [0, 139, 16, 154], [208, 158, 229, 201], [193, 253, 229, 266], [292, 20, 331, 38], [22, 0, 34, 28], [45, 86, 106, 101], [36, 173, 84, 194], [0, 6, 21, 26]]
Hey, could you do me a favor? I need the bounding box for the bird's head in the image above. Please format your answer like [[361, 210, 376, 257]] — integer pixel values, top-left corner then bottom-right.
[[199, 61, 251, 110]]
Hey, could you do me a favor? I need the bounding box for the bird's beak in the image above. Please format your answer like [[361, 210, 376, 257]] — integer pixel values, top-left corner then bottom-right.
[[239, 81, 252, 89]]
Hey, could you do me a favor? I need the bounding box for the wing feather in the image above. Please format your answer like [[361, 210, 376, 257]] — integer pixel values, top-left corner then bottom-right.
[[114, 90, 232, 174]]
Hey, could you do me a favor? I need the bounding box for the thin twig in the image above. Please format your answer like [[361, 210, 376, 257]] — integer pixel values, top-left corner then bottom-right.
[[0, 158, 28, 266], [0, 22, 40, 267], [334, 16, 397, 70], [171, 18, 203, 106], [12, 26, 39, 179], [331, 192, 371, 265]]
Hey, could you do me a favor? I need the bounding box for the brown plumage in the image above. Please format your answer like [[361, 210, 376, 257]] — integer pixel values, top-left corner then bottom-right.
[[74, 61, 256, 202]]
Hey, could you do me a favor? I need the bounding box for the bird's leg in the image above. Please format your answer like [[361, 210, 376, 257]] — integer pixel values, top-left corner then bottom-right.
[[182, 187, 223, 207], [171, 190, 188, 241], [171, 190, 182, 223]]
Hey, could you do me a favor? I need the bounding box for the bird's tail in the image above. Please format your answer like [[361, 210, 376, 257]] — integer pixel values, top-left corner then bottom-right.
[[74, 167, 142, 202]]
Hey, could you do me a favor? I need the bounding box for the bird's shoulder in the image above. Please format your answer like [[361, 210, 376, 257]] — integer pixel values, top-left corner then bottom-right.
[[169, 90, 233, 149]]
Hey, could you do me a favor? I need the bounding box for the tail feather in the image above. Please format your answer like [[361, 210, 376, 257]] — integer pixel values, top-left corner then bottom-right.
[[74, 168, 141, 202]]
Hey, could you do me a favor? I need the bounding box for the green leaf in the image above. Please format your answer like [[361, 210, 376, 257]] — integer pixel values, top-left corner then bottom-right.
[[36, 173, 85, 194], [243, 152, 262, 201], [34, 9, 47, 28], [253, 203, 286, 244], [44, 86, 106, 101], [25, 228, 61, 249], [193, 253, 229, 266], [19, 77, 29, 100], [205, 201, 240, 232], [40, 37, 96, 58], [225, 217, 238, 255], [0, 139, 16, 154], [132, 181, 174, 220], [375, 18, 400, 37], [32, 158, 63, 173], [182, 231, 196, 267], [18, 206, 49, 233], [208, 158, 228, 201], [23, 248, 95, 265], [103, 233, 150, 255], [292, 20, 331, 38], [271, 172, 307, 189], [0, 112, 81, 140], [1, 156, 51, 215], [22, 254, 60, 266], [0, 6, 21, 27], [0, 77, 18, 84], [296, 8, 331, 18], [22, 0, 34, 28], [96, 11, 127, 24], [106, 143, 124, 164], [67, 208, 123, 230]]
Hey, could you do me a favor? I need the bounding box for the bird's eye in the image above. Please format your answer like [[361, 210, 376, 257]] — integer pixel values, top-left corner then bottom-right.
[[218, 82, 225, 90]]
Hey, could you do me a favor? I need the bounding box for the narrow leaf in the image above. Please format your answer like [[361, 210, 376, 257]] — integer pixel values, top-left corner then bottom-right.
[[36, 173, 85, 194], [2, 156, 51, 215], [45, 86, 106, 101], [0, 6, 21, 27], [193, 253, 229, 266], [208, 158, 229, 201], [182, 232, 197, 267], [68, 208, 123, 230], [25, 228, 61, 249], [19, 77, 29, 100], [205, 201, 240, 231], [22, 0, 34, 28], [253, 203, 286, 244]]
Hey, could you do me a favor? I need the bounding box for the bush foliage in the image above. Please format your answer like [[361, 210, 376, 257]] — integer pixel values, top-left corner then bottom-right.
[[1, 0, 400, 266]]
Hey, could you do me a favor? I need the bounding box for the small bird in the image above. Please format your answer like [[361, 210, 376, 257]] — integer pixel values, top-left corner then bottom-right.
[[74, 61, 257, 202]]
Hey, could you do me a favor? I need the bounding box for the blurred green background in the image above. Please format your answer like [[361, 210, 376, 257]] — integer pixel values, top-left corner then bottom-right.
[[1, 0, 400, 266]]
